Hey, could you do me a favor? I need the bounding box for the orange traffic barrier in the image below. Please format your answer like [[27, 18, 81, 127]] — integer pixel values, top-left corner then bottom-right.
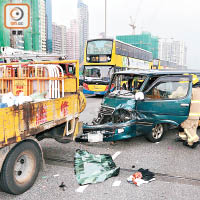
[[0, 63, 65, 98]]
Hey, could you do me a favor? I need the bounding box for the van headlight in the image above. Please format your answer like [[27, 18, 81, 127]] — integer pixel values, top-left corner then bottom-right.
[[112, 108, 135, 123]]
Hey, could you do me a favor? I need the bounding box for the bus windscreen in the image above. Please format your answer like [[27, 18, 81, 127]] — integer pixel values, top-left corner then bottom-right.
[[84, 66, 114, 82], [87, 40, 113, 55]]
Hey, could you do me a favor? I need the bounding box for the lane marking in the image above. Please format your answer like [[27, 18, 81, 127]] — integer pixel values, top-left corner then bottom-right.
[[112, 180, 121, 187], [76, 185, 88, 193], [112, 151, 121, 160], [75, 151, 122, 193]]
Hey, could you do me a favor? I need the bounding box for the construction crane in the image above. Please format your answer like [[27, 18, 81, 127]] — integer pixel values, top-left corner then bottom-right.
[[129, 0, 144, 35], [129, 16, 136, 35]]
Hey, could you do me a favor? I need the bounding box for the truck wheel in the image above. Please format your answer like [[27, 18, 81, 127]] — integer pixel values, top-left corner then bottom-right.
[[0, 141, 41, 195], [145, 124, 165, 143]]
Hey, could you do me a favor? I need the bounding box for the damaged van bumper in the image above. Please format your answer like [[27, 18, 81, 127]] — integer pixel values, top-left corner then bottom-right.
[[75, 120, 137, 142]]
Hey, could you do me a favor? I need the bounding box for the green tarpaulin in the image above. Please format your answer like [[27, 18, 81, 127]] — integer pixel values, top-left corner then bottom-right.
[[74, 149, 120, 185]]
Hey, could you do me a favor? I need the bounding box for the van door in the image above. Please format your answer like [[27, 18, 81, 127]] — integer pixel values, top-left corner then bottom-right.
[[135, 75, 192, 134]]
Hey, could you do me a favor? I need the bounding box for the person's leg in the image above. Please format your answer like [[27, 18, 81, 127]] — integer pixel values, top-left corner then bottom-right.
[[184, 119, 199, 148]]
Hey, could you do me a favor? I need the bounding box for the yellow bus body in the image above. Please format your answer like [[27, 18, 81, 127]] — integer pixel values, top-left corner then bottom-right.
[[83, 39, 152, 95]]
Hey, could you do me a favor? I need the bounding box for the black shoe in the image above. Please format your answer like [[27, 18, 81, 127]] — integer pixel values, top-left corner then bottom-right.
[[191, 141, 199, 149], [183, 141, 199, 149]]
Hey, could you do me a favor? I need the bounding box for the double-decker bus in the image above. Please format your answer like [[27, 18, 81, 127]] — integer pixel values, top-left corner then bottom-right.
[[151, 59, 177, 70], [82, 38, 153, 95]]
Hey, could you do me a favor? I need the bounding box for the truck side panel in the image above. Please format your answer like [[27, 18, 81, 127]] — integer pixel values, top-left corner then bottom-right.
[[0, 94, 79, 148]]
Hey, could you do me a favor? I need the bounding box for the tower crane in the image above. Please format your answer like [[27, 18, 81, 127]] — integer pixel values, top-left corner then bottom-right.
[[129, 16, 136, 35]]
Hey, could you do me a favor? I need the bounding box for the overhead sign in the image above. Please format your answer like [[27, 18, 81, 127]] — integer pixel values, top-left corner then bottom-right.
[[4, 3, 30, 29]]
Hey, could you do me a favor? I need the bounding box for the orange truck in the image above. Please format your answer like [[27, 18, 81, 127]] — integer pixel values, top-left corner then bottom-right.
[[0, 60, 86, 195]]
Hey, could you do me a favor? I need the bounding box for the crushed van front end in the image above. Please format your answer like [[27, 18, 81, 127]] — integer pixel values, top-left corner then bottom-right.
[[75, 102, 143, 142], [76, 120, 137, 142]]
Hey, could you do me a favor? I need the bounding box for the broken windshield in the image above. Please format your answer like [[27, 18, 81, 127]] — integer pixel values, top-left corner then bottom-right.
[[109, 74, 147, 97]]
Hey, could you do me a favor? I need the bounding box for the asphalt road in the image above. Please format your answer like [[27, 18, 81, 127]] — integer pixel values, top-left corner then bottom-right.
[[1, 95, 200, 200]]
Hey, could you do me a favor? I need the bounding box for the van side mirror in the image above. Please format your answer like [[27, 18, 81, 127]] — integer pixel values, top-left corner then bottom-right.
[[135, 92, 144, 101]]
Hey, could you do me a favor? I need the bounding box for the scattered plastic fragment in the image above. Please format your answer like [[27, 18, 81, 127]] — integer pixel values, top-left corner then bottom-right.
[[112, 180, 121, 187], [42, 176, 47, 179], [75, 185, 88, 193], [74, 149, 120, 185], [112, 151, 121, 160], [53, 174, 60, 177]]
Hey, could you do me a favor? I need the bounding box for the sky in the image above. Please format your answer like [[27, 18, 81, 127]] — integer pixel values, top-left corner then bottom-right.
[[52, 0, 200, 69]]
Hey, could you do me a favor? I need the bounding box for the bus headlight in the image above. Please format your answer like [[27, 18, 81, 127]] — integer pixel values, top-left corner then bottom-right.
[[87, 57, 90, 61], [112, 108, 135, 123]]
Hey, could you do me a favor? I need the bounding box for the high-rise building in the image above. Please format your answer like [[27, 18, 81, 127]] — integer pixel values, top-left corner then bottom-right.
[[77, 0, 89, 63], [66, 19, 79, 60], [52, 23, 67, 55], [0, 0, 48, 52], [45, 0, 52, 53], [40, 0, 46, 52], [52, 23, 62, 54], [23, 0, 33, 51], [27, 0, 40, 51], [116, 32, 159, 59], [60, 25, 67, 55], [158, 38, 187, 66]]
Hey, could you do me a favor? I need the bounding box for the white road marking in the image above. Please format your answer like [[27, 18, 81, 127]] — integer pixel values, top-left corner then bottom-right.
[[75, 185, 88, 193], [112, 180, 121, 187], [112, 151, 121, 160], [75, 151, 122, 193]]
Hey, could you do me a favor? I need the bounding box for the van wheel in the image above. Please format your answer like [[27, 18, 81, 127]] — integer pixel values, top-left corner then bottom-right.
[[145, 124, 165, 143], [0, 141, 41, 195]]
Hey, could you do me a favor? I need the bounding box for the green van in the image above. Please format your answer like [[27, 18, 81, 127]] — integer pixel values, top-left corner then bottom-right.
[[77, 70, 199, 143]]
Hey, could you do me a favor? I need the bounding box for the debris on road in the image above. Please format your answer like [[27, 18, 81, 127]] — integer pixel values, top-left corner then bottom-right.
[[59, 182, 67, 191], [112, 180, 121, 187], [74, 149, 120, 185], [127, 168, 155, 186]]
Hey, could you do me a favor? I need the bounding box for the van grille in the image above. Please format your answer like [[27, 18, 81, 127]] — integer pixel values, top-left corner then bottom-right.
[[100, 106, 115, 116]]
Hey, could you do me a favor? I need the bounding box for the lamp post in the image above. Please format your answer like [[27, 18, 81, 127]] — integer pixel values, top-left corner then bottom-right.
[[105, 0, 107, 38]]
